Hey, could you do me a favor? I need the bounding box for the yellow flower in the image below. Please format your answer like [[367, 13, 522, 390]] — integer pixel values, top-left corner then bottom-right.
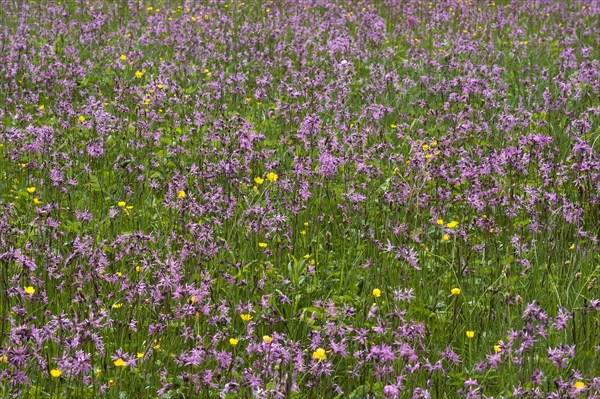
[[112, 303, 122, 309], [135, 70, 144, 79], [157, 84, 163, 89], [574, 381, 586, 390], [153, 344, 160, 350], [146, 6, 153, 11], [177, 190, 186, 198], [569, 244, 575, 250], [446, 221, 459, 229], [108, 379, 114, 387], [118, 201, 126, 207], [258, 242, 267, 248], [135, 266, 141, 272], [136, 352, 145, 358], [312, 348, 326, 361], [113, 358, 126, 367], [466, 331, 475, 338], [442, 234, 450, 241], [1, 356, 7, 362], [240, 313, 252, 321], [436, 219, 444, 225], [24, 286, 35, 295], [266, 172, 278, 182], [254, 177, 264, 185], [120, 55, 127, 61], [372, 288, 381, 298], [431, 140, 438, 146], [78, 115, 86, 123], [50, 369, 62, 378], [493, 345, 501, 352], [229, 338, 239, 346], [39, 104, 44, 111], [33, 198, 41, 205], [451, 288, 461, 296], [26, 187, 36, 194], [263, 335, 273, 343], [422, 144, 429, 151]]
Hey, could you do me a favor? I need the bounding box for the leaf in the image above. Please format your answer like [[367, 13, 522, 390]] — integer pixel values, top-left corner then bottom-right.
[[89, 175, 101, 193]]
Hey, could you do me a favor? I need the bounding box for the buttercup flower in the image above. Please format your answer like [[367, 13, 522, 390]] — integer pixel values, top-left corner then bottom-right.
[[240, 314, 252, 321], [446, 221, 459, 229], [313, 348, 326, 361], [266, 172, 278, 182]]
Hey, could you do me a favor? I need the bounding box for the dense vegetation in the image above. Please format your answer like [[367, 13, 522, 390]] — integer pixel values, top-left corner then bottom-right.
[[0, 1, 599, 398]]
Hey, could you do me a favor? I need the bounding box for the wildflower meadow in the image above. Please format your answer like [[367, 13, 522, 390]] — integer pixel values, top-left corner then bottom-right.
[[0, 1, 599, 398]]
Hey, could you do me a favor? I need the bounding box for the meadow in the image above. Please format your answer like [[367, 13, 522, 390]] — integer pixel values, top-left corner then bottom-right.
[[0, 0, 599, 398]]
